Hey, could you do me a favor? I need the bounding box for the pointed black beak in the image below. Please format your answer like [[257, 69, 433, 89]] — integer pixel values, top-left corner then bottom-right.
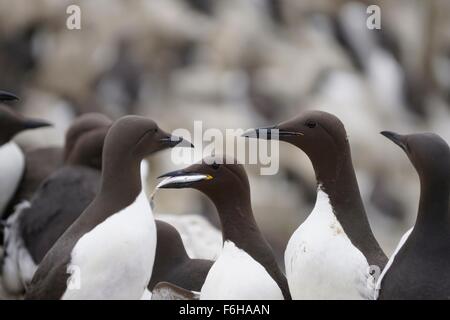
[[0, 90, 19, 102], [242, 126, 303, 140], [242, 126, 277, 139], [157, 169, 189, 179], [380, 131, 407, 151], [23, 119, 53, 130], [160, 136, 194, 148]]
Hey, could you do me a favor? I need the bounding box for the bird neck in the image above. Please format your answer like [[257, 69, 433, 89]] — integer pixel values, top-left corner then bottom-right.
[[416, 175, 450, 234], [100, 153, 142, 206], [313, 146, 387, 267], [212, 192, 292, 300], [213, 195, 260, 246]]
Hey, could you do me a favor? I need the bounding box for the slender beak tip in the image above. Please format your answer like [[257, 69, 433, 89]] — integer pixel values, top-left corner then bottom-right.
[[380, 131, 397, 140], [178, 139, 195, 148], [242, 129, 258, 138], [24, 120, 53, 129], [380, 130, 407, 149], [167, 137, 194, 148], [0, 91, 20, 102]]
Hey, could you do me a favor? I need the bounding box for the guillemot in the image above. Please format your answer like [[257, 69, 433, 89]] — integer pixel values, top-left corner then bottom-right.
[[24, 116, 192, 299], [5, 113, 112, 219], [149, 220, 213, 292], [376, 131, 450, 300], [157, 155, 291, 300], [2, 125, 110, 295], [0, 104, 52, 219], [244, 110, 388, 299]]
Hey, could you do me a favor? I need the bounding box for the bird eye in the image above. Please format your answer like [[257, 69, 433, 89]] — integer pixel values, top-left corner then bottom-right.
[[153, 128, 158, 133], [212, 162, 220, 170], [306, 120, 316, 129]]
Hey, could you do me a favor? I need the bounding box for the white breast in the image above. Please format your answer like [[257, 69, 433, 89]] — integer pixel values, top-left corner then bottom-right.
[[62, 191, 156, 300], [200, 241, 284, 300], [0, 142, 25, 215], [285, 188, 374, 300], [2, 201, 38, 295], [374, 227, 413, 300]]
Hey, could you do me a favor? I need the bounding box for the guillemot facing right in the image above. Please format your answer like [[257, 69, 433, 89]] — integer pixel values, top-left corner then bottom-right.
[[5, 113, 112, 219], [2, 124, 111, 295], [25, 116, 192, 300], [157, 155, 291, 300], [377, 131, 450, 300], [244, 110, 388, 299]]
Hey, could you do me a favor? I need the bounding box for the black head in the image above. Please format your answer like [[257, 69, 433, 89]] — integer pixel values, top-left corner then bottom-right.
[[64, 113, 112, 161], [381, 131, 450, 182], [243, 110, 349, 163], [0, 105, 52, 146], [157, 155, 250, 204], [103, 115, 193, 164]]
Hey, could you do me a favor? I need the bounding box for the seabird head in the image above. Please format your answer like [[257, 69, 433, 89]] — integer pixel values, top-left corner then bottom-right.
[[243, 110, 349, 162], [157, 154, 249, 200], [0, 105, 52, 145], [64, 113, 112, 161], [0, 90, 19, 102], [381, 131, 450, 180], [103, 115, 193, 162], [66, 125, 111, 169]]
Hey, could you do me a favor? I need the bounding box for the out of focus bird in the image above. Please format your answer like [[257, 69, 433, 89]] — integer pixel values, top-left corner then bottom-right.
[[377, 131, 450, 300], [2, 120, 111, 295]]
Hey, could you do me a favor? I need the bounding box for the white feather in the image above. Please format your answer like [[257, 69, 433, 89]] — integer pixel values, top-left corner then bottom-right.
[[2, 201, 37, 295], [200, 240, 284, 300], [285, 187, 374, 300], [0, 142, 25, 215], [156, 213, 222, 260], [62, 190, 156, 300], [374, 227, 413, 300]]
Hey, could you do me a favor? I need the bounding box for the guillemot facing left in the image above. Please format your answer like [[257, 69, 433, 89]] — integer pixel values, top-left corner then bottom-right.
[[0, 103, 52, 218], [377, 131, 450, 300], [157, 155, 291, 300], [244, 111, 388, 299], [25, 116, 192, 300]]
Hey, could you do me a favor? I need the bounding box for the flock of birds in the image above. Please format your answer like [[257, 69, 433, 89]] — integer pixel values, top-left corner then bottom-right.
[[0, 89, 449, 300]]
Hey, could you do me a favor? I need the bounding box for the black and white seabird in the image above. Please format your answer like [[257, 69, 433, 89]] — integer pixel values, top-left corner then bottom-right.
[[157, 155, 291, 300], [376, 131, 450, 300], [149, 220, 213, 292], [2, 125, 110, 295], [24, 116, 192, 300], [5, 113, 112, 219], [0, 103, 52, 219], [244, 110, 388, 299]]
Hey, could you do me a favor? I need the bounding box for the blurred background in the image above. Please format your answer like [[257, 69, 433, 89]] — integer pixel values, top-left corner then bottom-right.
[[0, 0, 449, 264]]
